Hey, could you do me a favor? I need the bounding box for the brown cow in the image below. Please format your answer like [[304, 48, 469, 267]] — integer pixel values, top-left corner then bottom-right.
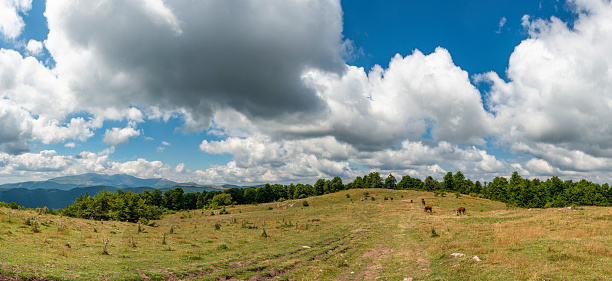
[[424, 206, 433, 213], [456, 207, 466, 215], [371, 196, 376, 201], [421, 198, 426, 205], [410, 199, 413, 203]]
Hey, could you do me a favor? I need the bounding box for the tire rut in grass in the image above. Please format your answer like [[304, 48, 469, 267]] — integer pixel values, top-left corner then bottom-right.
[[205, 232, 360, 280]]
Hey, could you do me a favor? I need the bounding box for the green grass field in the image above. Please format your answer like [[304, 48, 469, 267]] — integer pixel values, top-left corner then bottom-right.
[[1, 189, 612, 280]]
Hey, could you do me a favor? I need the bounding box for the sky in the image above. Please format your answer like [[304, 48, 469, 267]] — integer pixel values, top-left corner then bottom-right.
[[0, 0, 611, 186]]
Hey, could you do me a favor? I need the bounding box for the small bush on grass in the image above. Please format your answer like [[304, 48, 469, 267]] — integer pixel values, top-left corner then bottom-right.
[[302, 201, 309, 207], [261, 228, 268, 238], [431, 227, 439, 238]]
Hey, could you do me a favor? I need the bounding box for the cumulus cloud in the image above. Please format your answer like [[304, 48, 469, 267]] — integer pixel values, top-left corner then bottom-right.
[[25, 39, 43, 56], [301, 48, 492, 149], [200, 133, 512, 184], [102, 122, 141, 146], [0, 0, 31, 39], [478, 0, 612, 176]]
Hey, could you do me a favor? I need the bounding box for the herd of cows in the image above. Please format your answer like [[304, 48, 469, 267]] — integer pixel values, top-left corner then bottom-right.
[[360, 194, 467, 215]]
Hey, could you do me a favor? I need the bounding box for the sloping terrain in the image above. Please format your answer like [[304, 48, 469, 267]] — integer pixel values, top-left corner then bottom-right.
[[1, 189, 611, 280]]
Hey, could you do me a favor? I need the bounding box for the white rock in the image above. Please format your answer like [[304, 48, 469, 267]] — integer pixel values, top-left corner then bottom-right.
[[473, 256, 482, 262], [450, 253, 465, 257]]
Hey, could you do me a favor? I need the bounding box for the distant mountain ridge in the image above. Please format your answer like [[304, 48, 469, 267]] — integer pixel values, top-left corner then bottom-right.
[[0, 185, 230, 209], [0, 173, 180, 190], [0, 173, 263, 209]]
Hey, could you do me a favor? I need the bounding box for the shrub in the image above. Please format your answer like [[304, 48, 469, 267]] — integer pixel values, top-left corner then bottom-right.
[[346, 193, 351, 198], [31, 221, 40, 233], [302, 201, 309, 207], [266, 207, 273, 210], [431, 227, 439, 238], [214, 222, 221, 230], [216, 243, 228, 250]]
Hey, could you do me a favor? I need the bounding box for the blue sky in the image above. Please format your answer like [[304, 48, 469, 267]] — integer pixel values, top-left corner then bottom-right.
[[1, 0, 612, 185]]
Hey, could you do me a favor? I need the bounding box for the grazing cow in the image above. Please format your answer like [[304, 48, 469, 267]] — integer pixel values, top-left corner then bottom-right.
[[384, 196, 388, 200], [456, 207, 466, 215], [371, 197, 376, 201], [401, 195, 404, 198], [410, 199, 413, 203], [424, 206, 433, 213], [421, 199, 426, 205], [390, 197, 393, 201]]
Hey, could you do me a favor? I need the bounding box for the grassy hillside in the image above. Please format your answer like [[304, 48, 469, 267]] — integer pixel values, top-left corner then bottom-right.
[[1, 189, 611, 280]]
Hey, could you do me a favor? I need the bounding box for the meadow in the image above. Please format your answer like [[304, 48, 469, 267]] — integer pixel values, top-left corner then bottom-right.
[[1, 189, 612, 280]]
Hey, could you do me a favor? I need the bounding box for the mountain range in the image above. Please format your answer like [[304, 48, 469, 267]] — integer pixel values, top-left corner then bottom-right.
[[0, 173, 246, 209], [0, 173, 182, 190]]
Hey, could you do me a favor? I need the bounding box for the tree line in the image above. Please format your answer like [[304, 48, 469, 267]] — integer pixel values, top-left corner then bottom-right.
[[23, 171, 612, 222]]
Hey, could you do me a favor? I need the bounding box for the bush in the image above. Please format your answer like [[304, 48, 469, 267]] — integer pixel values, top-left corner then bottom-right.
[[346, 193, 351, 198], [302, 201, 309, 207], [217, 243, 228, 250], [431, 227, 439, 238], [261, 228, 268, 238]]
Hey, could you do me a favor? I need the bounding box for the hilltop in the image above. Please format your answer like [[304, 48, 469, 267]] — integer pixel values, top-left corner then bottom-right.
[[1, 189, 611, 280]]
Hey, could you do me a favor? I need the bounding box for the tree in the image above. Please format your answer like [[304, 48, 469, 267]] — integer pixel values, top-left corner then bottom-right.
[[211, 193, 233, 206], [244, 188, 257, 204], [314, 179, 325, 195], [424, 176, 439, 191], [384, 174, 397, 189], [365, 172, 382, 188], [453, 171, 466, 193], [183, 192, 199, 210], [352, 176, 364, 189], [331, 176, 344, 192], [163, 187, 184, 210], [442, 172, 455, 191]]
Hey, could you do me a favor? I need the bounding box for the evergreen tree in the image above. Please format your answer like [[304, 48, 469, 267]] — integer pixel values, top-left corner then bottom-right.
[[384, 174, 397, 189]]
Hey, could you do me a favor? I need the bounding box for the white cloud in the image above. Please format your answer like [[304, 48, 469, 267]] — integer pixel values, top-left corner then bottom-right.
[[25, 39, 43, 56], [161, 141, 170, 146], [496, 17, 507, 33], [102, 123, 141, 146], [64, 142, 75, 148], [0, 0, 31, 39], [479, 0, 612, 176]]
